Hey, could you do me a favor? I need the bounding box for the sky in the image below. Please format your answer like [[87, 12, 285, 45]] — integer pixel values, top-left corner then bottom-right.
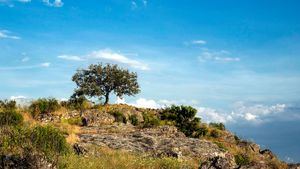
[[1, 0, 300, 162]]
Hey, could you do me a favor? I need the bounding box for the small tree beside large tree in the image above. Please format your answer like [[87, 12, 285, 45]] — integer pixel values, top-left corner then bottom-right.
[[72, 63, 140, 105]]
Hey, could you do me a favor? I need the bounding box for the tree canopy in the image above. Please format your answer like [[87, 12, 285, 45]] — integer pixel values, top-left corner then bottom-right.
[[72, 63, 140, 105]]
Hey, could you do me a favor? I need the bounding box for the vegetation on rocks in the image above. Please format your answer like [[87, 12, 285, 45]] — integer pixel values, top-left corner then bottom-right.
[[29, 98, 61, 119], [0, 63, 292, 169]]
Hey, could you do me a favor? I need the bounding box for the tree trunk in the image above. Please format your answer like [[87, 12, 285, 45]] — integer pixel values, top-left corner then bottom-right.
[[104, 93, 110, 105]]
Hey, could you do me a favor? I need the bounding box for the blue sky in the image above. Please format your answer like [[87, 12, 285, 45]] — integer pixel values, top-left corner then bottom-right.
[[1, 0, 300, 162]]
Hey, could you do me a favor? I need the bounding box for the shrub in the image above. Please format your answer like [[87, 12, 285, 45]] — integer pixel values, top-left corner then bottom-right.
[[234, 135, 240, 142], [0, 111, 23, 126], [129, 114, 139, 126], [193, 125, 208, 138], [110, 111, 127, 123], [234, 154, 250, 166], [0, 100, 17, 112], [30, 125, 69, 158], [161, 105, 204, 138], [65, 95, 92, 111], [62, 117, 83, 126], [210, 129, 220, 138], [209, 122, 226, 130], [29, 98, 61, 119], [142, 112, 160, 128], [0, 126, 29, 154], [214, 142, 228, 151]]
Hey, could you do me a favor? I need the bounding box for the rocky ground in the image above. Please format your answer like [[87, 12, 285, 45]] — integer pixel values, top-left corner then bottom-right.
[[37, 105, 298, 169]]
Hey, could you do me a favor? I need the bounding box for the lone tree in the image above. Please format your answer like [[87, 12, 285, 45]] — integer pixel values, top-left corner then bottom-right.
[[72, 63, 140, 105]]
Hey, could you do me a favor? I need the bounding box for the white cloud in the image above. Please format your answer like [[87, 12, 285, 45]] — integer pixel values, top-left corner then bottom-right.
[[88, 49, 149, 70], [192, 40, 206, 45], [18, 0, 31, 3], [244, 113, 257, 121], [116, 97, 126, 104], [43, 0, 63, 7], [10, 95, 27, 100], [0, 30, 20, 40], [58, 55, 84, 61], [232, 102, 286, 123], [0, 62, 51, 71], [129, 98, 161, 109], [195, 102, 288, 124], [198, 50, 240, 63], [40, 62, 51, 67], [197, 107, 233, 123]]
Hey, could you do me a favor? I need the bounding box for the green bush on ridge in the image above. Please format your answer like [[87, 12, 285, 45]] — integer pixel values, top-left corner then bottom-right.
[[161, 105, 208, 138], [129, 114, 139, 126], [110, 111, 127, 123], [0, 100, 17, 112], [29, 98, 61, 119], [142, 112, 160, 128], [0, 111, 23, 126]]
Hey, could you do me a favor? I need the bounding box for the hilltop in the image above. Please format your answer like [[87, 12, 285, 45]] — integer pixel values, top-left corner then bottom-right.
[[1, 100, 296, 169]]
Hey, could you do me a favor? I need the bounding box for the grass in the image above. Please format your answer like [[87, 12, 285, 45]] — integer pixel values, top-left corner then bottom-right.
[[59, 147, 198, 169]]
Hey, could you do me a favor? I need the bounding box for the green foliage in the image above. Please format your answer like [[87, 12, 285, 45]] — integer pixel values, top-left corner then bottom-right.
[[29, 98, 61, 118], [193, 125, 208, 138], [0, 126, 30, 154], [234, 154, 250, 166], [210, 129, 221, 138], [63, 95, 92, 111], [213, 142, 228, 151], [72, 63, 140, 105], [209, 122, 226, 130], [161, 105, 205, 138], [0, 111, 23, 126], [62, 117, 83, 126], [142, 112, 160, 128], [110, 111, 127, 123], [129, 114, 139, 126], [0, 100, 17, 112], [30, 125, 69, 157], [234, 135, 240, 142]]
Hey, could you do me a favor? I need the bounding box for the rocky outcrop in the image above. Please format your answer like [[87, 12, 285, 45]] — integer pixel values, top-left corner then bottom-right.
[[78, 125, 232, 161], [200, 156, 236, 169]]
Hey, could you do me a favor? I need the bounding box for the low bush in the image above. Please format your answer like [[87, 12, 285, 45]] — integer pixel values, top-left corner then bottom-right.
[[214, 141, 228, 151], [30, 125, 69, 158], [129, 114, 139, 126], [62, 117, 83, 126], [209, 122, 226, 130], [234, 153, 250, 166], [0, 126, 29, 155], [210, 129, 221, 138], [0, 100, 17, 112], [110, 111, 127, 123], [161, 105, 206, 138], [0, 111, 23, 126], [193, 125, 208, 138], [142, 112, 160, 128], [29, 98, 61, 119], [63, 95, 92, 111], [234, 135, 240, 142]]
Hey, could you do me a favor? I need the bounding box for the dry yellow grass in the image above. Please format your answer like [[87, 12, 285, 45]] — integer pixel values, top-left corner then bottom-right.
[[59, 147, 199, 169]]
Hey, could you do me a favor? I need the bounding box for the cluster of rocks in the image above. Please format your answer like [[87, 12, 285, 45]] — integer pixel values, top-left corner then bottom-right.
[[34, 107, 296, 169], [77, 124, 236, 167]]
